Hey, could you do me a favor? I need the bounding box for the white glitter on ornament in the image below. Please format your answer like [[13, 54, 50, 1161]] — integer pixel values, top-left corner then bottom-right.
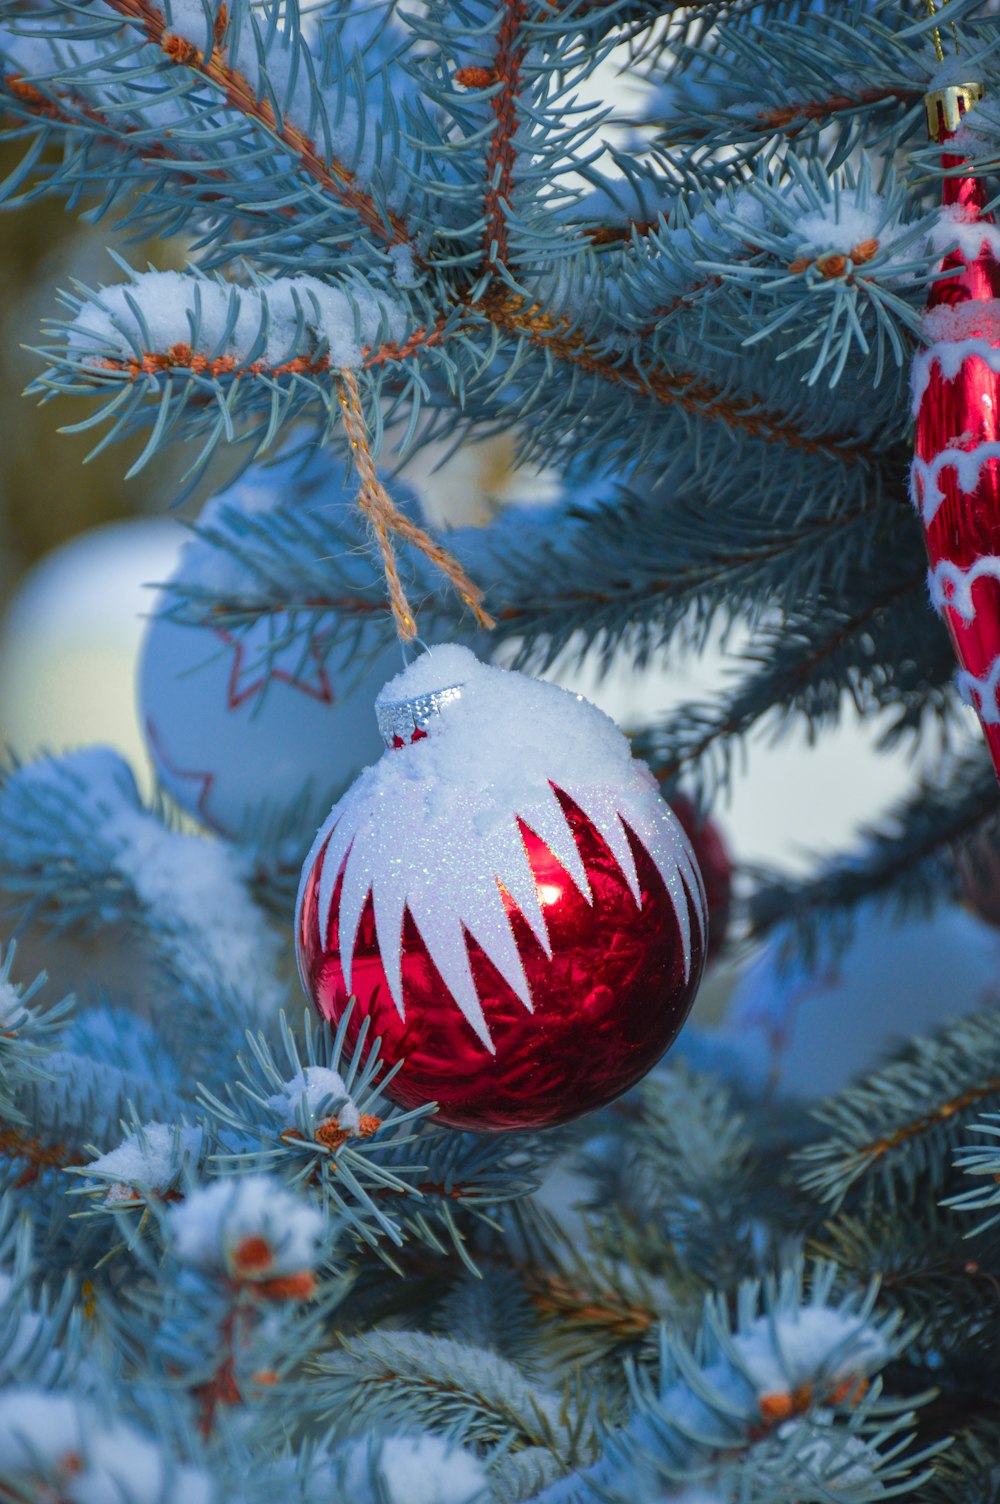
[[297, 646, 707, 1052]]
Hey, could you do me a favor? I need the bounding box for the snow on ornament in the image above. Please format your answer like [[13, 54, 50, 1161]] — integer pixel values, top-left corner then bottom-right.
[[911, 80, 1000, 781], [139, 457, 401, 839], [296, 645, 707, 1132]]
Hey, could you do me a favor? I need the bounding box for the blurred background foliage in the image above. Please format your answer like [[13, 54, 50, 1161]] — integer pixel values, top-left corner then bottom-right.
[[0, 134, 181, 592]]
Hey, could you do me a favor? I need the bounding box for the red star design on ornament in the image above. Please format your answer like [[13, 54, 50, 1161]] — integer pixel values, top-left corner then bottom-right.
[[145, 716, 223, 833], [220, 629, 334, 710]]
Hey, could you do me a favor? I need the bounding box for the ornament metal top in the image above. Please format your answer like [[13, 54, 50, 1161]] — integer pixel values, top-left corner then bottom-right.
[[296, 645, 708, 1132], [911, 78, 1000, 782]]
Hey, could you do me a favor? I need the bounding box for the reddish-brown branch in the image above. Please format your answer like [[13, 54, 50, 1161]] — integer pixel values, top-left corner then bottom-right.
[[196, 1307, 241, 1437], [1, 71, 292, 224], [88, 287, 868, 464], [856, 1076, 1000, 1168], [524, 1267, 657, 1339], [203, 502, 873, 635], [482, 0, 529, 265], [0, 1127, 78, 1187], [759, 85, 919, 134], [84, 320, 447, 382], [480, 287, 872, 461], [583, 219, 658, 246], [374, 1179, 482, 1203], [666, 84, 920, 146], [101, 0, 410, 248]]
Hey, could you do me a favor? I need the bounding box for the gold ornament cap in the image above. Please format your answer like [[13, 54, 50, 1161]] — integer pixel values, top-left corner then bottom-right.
[[925, 81, 984, 141]]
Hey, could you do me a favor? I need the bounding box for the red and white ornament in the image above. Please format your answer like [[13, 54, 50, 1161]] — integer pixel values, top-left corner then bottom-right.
[[911, 81, 1000, 779], [140, 465, 399, 838], [296, 645, 707, 1132]]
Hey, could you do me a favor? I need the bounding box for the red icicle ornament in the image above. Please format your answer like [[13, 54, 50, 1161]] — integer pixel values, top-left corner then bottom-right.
[[296, 646, 707, 1132], [911, 81, 1000, 777]]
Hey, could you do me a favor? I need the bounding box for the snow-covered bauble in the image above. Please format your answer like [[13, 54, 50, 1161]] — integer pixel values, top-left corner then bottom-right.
[[911, 81, 1000, 781], [296, 645, 707, 1132], [139, 461, 400, 838]]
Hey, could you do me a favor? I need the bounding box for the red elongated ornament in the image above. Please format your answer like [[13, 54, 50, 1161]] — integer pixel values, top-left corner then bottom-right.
[[911, 81, 1000, 777], [296, 646, 707, 1132]]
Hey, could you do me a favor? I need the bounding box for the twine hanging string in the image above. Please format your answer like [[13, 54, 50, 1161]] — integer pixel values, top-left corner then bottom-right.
[[335, 368, 495, 643]]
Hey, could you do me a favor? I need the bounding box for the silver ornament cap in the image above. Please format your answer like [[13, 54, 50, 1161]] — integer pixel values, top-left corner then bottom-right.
[[376, 682, 464, 748]]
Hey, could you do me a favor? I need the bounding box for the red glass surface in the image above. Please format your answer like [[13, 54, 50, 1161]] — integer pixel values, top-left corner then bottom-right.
[[298, 787, 705, 1132], [915, 145, 1000, 779]]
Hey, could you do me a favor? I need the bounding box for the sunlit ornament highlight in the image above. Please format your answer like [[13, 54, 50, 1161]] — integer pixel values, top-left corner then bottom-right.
[[296, 646, 707, 1132], [911, 81, 1000, 781]]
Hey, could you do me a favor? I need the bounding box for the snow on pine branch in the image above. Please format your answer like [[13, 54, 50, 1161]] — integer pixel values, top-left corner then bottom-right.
[[78, 1121, 203, 1207], [0, 1390, 213, 1504], [0, 944, 72, 1124], [537, 1262, 905, 1503], [0, 0, 419, 208], [168, 1174, 323, 1286], [265, 1065, 362, 1136], [66, 269, 411, 373], [0, 748, 284, 1025], [330, 1435, 488, 1504]]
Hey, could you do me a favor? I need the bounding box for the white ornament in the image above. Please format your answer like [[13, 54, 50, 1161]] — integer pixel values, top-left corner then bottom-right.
[[139, 463, 400, 839]]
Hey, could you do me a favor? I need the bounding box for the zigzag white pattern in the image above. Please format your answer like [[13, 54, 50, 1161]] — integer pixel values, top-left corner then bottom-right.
[[295, 648, 708, 1054], [911, 338, 1000, 414], [911, 441, 1000, 527], [928, 556, 1000, 621], [302, 772, 706, 1053], [957, 654, 1000, 725]]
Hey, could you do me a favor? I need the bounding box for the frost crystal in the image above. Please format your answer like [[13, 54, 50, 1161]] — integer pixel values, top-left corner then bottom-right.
[[169, 1175, 324, 1278], [775, 1419, 877, 1491]]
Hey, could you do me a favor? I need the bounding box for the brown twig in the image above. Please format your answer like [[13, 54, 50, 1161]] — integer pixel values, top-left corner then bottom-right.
[[522, 1267, 657, 1340], [857, 1076, 1000, 1168], [1, 71, 289, 225], [83, 284, 872, 464], [479, 286, 873, 461], [482, 0, 529, 265], [0, 1127, 77, 1187], [583, 219, 659, 246], [101, 0, 411, 248], [196, 1306, 242, 1438], [336, 367, 495, 641], [662, 85, 921, 146], [83, 319, 448, 384]]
